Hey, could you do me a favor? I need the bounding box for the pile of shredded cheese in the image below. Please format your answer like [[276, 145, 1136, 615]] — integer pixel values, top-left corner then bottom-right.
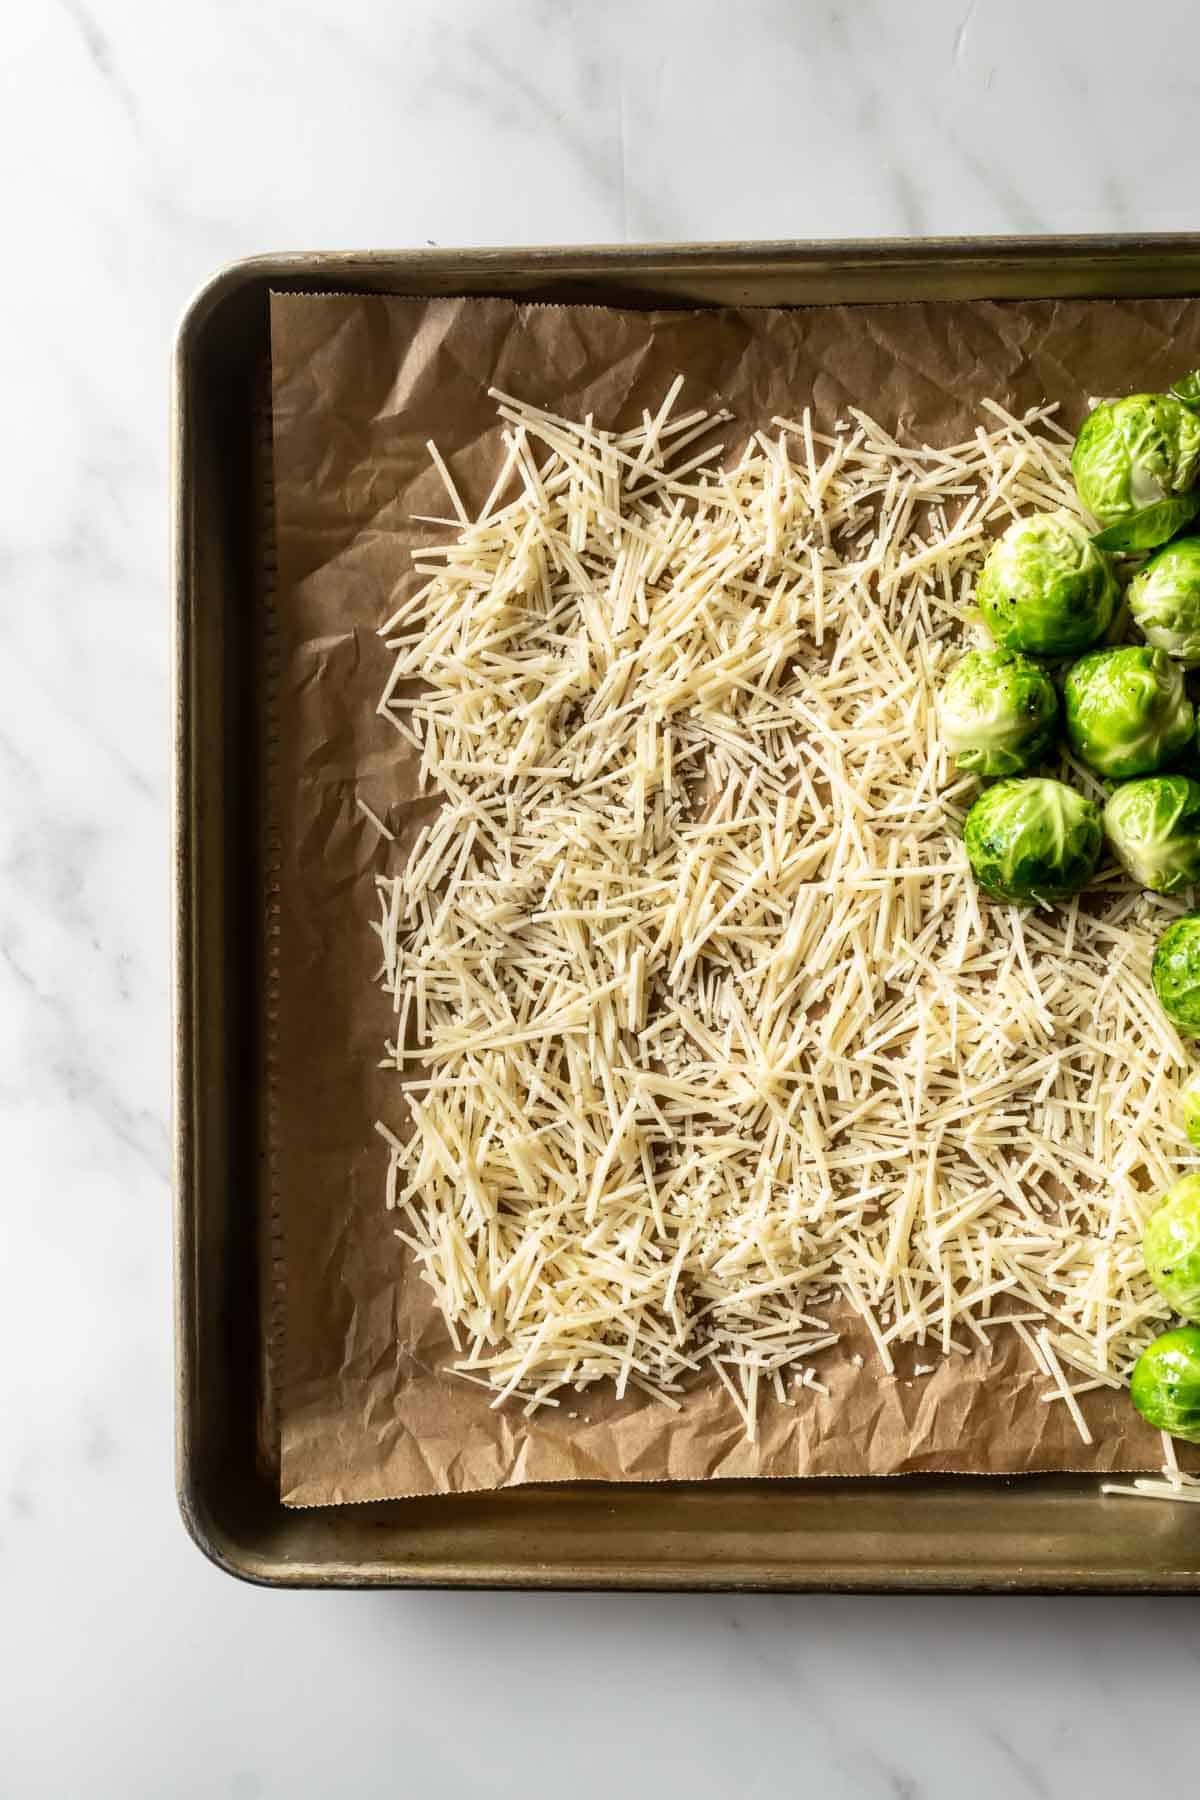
[[369, 378, 1197, 1449]]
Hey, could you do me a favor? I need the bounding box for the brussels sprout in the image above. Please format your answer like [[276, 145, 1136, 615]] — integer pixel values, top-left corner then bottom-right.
[[1152, 913, 1200, 1035], [1144, 1174, 1200, 1321], [1102, 775, 1200, 893], [937, 650, 1059, 778], [1181, 1072, 1200, 1149], [1072, 393, 1200, 551], [1127, 537, 1200, 667], [1130, 1327, 1200, 1442], [962, 777, 1102, 904], [1063, 646, 1193, 779], [976, 510, 1118, 655]]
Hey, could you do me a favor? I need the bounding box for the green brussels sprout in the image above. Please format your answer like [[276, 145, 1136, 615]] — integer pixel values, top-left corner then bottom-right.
[[937, 649, 1059, 778], [1127, 537, 1200, 667], [976, 510, 1118, 655], [1152, 913, 1200, 1035], [1181, 1072, 1200, 1149], [1063, 646, 1193, 779], [962, 776, 1102, 904], [1130, 1327, 1200, 1442], [1072, 392, 1200, 551], [1102, 775, 1200, 893], [1143, 1174, 1200, 1321]]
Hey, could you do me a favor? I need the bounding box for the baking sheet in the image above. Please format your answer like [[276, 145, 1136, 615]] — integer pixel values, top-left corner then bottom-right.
[[269, 288, 1200, 1507]]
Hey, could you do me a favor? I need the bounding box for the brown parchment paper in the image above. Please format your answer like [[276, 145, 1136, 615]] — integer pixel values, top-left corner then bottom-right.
[[269, 288, 1200, 1507]]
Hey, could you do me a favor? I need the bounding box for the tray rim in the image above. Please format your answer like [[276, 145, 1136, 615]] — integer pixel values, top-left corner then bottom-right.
[[174, 234, 1200, 1590]]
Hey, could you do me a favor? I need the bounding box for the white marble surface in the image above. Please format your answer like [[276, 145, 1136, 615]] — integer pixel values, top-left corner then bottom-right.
[[5, 1, 1200, 1793]]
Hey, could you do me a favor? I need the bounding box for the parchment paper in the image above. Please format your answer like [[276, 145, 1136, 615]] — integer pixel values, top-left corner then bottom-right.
[[269, 288, 1200, 1507]]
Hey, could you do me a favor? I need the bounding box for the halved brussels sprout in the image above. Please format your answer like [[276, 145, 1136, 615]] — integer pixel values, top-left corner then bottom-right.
[[1144, 1174, 1200, 1321], [976, 510, 1118, 655], [1130, 1327, 1200, 1442], [938, 649, 1059, 777], [1063, 646, 1193, 779], [1127, 537, 1200, 667], [1181, 1072, 1200, 1150], [962, 776, 1102, 904], [1152, 913, 1200, 1035], [1072, 392, 1200, 551], [1102, 776, 1200, 894]]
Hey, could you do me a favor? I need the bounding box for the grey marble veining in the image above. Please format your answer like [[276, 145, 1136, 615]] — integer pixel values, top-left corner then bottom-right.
[[4, 1, 1200, 1793]]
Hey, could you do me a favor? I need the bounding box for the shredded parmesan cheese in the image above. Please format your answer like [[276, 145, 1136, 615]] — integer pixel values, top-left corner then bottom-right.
[[1101, 1430, 1200, 1504], [356, 795, 395, 842], [371, 382, 1196, 1441]]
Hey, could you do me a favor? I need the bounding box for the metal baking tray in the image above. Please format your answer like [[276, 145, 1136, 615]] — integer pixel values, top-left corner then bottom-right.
[[174, 237, 1200, 1590]]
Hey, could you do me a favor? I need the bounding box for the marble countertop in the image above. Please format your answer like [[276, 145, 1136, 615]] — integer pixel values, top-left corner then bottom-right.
[[5, 1, 1200, 1793]]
